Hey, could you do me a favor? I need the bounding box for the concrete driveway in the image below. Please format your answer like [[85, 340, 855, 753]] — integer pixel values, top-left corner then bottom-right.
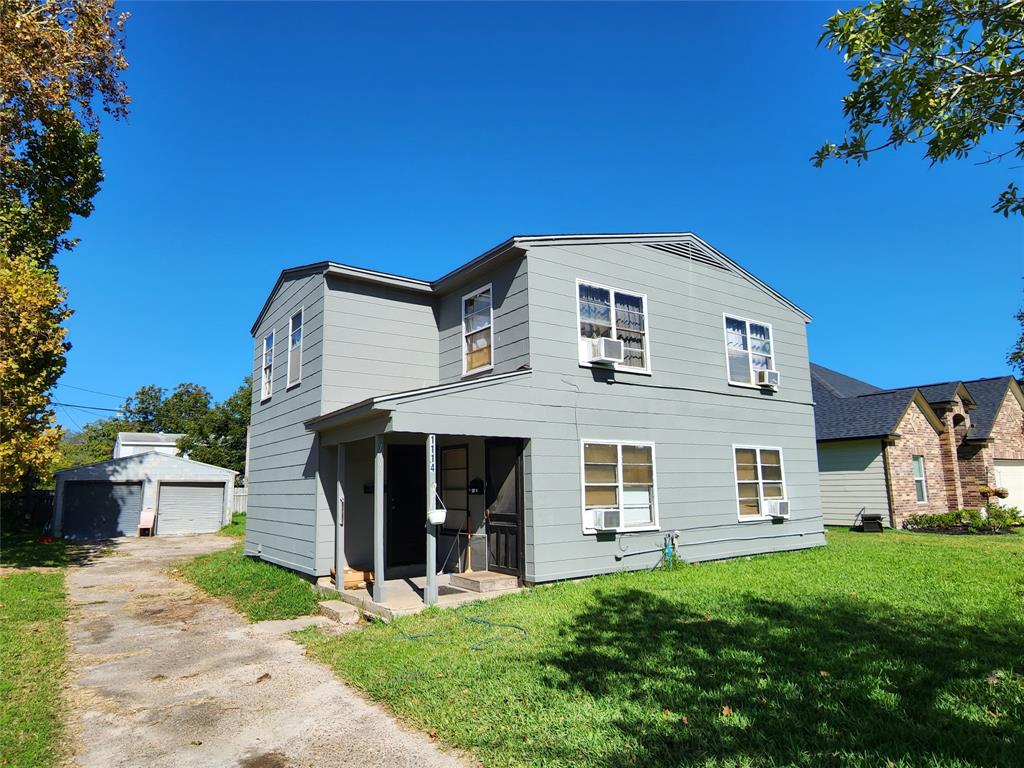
[[66, 534, 471, 768]]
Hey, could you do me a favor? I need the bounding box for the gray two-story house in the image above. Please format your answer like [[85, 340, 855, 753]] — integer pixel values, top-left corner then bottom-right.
[[246, 233, 825, 607]]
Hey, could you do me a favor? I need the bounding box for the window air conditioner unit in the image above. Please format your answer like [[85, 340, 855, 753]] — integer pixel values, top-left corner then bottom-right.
[[590, 337, 625, 366], [591, 508, 621, 531], [765, 500, 790, 519], [756, 369, 780, 390]]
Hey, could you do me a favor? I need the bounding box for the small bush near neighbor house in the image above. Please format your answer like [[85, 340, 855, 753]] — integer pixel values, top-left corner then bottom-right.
[[904, 503, 1022, 534]]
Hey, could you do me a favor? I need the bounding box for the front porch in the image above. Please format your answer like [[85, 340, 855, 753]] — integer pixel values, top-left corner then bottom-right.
[[313, 423, 527, 612]]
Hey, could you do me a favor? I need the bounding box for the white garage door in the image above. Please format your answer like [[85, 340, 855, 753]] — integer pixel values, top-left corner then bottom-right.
[[993, 460, 1024, 514], [62, 481, 144, 539], [157, 482, 226, 535]]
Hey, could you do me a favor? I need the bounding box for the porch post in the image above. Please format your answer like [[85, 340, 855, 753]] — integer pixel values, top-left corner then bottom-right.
[[425, 434, 438, 606], [373, 435, 385, 603], [335, 443, 346, 593]]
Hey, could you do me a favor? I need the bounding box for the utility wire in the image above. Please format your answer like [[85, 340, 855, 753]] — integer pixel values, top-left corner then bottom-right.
[[55, 383, 128, 400], [52, 401, 123, 413], [58, 404, 83, 431]]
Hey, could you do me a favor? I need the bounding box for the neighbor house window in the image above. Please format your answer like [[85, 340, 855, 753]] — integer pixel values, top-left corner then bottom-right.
[[462, 285, 493, 375], [912, 455, 928, 502], [577, 281, 649, 371], [724, 315, 774, 385], [287, 310, 303, 387], [734, 446, 787, 519], [582, 441, 658, 531], [261, 331, 274, 401]]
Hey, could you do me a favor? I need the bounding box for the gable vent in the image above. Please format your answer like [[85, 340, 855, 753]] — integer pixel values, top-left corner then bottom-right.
[[643, 241, 731, 271]]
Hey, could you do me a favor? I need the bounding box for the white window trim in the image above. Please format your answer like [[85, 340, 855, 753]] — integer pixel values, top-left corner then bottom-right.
[[461, 284, 494, 377], [579, 439, 660, 534], [731, 444, 789, 522], [260, 330, 275, 403], [912, 455, 928, 503], [286, 308, 304, 389], [722, 313, 775, 389], [575, 278, 652, 375]]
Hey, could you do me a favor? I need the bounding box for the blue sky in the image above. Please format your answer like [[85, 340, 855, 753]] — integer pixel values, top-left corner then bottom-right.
[[54, 1, 1023, 429]]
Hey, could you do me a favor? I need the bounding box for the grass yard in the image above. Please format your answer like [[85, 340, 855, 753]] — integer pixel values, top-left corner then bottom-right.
[[0, 535, 69, 768], [179, 513, 320, 621], [297, 529, 1024, 768]]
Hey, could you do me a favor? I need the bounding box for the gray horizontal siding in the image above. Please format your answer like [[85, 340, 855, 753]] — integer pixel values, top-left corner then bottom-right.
[[246, 271, 325, 575], [437, 254, 530, 384], [817, 439, 891, 527]]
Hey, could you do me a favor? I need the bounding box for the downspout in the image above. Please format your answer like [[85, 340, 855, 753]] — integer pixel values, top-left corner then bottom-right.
[[880, 437, 898, 529]]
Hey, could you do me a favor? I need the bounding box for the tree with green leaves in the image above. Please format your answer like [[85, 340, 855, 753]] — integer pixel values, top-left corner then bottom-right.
[[1009, 306, 1024, 376], [0, 0, 129, 490], [178, 379, 252, 483], [814, 0, 1024, 216]]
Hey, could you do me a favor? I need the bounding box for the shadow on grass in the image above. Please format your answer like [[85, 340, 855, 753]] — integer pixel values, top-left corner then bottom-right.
[[0, 528, 122, 569], [542, 588, 1024, 767]]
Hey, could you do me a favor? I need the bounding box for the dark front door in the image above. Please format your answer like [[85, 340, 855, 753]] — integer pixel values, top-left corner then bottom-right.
[[387, 444, 426, 569], [485, 439, 523, 576]]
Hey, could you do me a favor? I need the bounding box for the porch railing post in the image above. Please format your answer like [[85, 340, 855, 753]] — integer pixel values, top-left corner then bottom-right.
[[373, 435, 385, 603], [425, 434, 438, 606], [335, 443, 346, 593]]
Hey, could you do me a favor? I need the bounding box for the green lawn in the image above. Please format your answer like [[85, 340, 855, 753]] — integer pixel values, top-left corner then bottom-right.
[[297, 529, 1024, 768], [0, 536, 69, 768], [178, 541, 320, 622], [218, 512, 246, 538]]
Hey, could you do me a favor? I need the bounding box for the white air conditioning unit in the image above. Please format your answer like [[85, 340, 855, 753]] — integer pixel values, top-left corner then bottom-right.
[[765, 500, 790, 519], [591, 507, 621, 531], [590, 337, 625, 366], [756, 369, 781, 390]]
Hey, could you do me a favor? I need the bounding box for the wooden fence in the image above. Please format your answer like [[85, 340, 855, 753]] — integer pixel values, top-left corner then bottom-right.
[[230, 487, 248, 514]]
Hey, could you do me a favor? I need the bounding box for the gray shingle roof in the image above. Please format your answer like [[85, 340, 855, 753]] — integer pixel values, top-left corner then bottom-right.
[[811, 368, 918, 440], [962, 377, 1014, 440]]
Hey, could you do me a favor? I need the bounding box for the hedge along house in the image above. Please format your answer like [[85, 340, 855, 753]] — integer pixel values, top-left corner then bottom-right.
[[812, 363, 1024, 527], [246, 233, 826, 608]]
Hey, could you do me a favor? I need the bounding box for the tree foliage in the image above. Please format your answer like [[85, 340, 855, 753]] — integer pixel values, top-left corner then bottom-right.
[[0, 1, 129, 491], [1009, 306, 1024, 376], [51, 378, 252, 484], [0, 254, 71, 492], [814, 0, 1024, 216]]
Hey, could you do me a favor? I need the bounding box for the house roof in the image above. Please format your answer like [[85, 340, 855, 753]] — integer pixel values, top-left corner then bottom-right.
[[962, 376, 1021, 440], [55, 450, 237, 477], [115, 432, 184, 445], [252, 232, 812, 334], [811, 364, 1019, 443]]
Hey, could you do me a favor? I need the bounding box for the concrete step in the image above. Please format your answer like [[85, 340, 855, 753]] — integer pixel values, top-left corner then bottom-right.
[[318, 599, 361, 625], [449, 571, 519, 593]]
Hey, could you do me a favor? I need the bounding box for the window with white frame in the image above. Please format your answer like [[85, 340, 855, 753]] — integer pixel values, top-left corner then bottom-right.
[[462, 285, 493, 375], [582, 441, 658, 530], [734, 446, 787, 519], [724, 316, 774, 385], [261, 331, 274, 401], [578, 281, 648, 370], [287, 310, 303, 387], [912, 455, 928, 502]]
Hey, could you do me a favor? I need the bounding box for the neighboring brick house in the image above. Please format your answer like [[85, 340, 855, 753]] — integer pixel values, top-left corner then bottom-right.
[[811, 364, 1024, 527]]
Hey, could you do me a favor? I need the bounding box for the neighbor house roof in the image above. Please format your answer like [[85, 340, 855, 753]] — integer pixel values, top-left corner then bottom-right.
[[811, 364, 1019, 443], [252, 232, 812, 334], [55, 450, 236, 477], [115, 432, 184, 445]]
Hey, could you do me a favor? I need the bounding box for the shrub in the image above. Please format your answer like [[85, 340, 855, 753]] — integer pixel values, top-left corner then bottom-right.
[[903, 504, 1021, 534]]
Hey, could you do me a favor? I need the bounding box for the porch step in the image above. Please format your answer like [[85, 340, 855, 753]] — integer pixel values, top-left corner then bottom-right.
[[449, 571, 519, 593], [318, 599, 361, 625]]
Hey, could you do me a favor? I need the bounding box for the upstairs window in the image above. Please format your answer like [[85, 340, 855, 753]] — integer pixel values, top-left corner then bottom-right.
[[912, 455, 928, 502], [734, 446, 787, 520], [577, 281, 649, 372], [724, 315, 774, 385], [287, 310, 303, 387], [261, 331, 274, 401], [462, 285, 493, 375], [582, 441, 658, 531]]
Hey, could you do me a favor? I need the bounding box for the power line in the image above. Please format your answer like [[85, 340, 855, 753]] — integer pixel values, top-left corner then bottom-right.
[[55, 383, 128, 400], [58, 404, 83, 431], [52, 401, 123, 413]]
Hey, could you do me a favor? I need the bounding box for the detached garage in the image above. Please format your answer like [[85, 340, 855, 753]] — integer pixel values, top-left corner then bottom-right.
[[54, 452, 237, 539]]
